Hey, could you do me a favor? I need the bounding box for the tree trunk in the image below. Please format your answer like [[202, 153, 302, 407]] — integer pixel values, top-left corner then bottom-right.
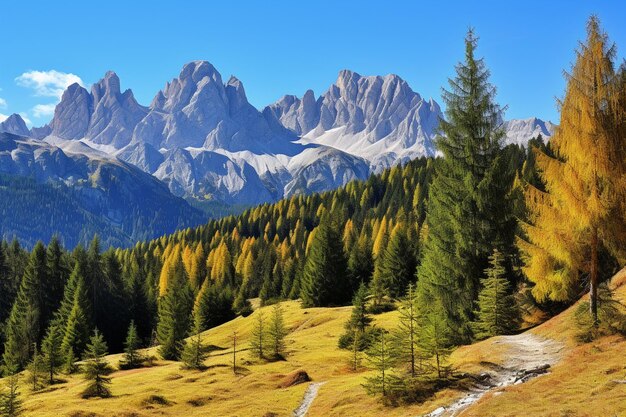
[[590, 227, 599, 326]]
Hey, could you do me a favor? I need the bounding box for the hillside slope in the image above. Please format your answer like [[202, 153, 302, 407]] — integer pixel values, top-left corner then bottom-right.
[[11, 270, 626, 417]]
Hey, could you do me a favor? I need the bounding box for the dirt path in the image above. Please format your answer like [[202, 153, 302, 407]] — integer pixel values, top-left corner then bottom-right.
[[293, 381, 326, 417], [423, 333, 563, 417]]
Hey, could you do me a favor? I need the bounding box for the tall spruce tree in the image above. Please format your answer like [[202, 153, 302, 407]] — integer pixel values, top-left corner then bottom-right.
[[301, 215, 349, 307], [44, 236, 68, 331], [156, 253, 193, 360], [473, 250, 519, 339], [267, 304, 287, 359], [416, 29, 514, 343], [81, 329, 113, 399], [0, 368, 21, 417], [249, 309, 266, 359], [3, 242, 48, 370], [393, 284, 423, 378], [181, 319, 207, 370], [378, 224, 416, 298], [362, 331, 395, 397], [40, 324, 63, 385], [419, 302, 453, 378], [519, 17, 626, 325], [120, 321, 143, 369], [60, 280, 90, 370], [338, 282, 373, 349]]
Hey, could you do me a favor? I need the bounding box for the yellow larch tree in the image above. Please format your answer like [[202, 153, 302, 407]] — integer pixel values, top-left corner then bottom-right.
[[519, 17, 626, 323]]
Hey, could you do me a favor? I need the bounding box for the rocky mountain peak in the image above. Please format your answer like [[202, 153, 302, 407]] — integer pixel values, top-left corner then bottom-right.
[[91, 71, 122, 101], [0, 114, 30, 137]]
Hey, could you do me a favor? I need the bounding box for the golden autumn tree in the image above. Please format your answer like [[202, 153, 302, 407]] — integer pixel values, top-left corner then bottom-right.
[[519, 17, 626, 324]]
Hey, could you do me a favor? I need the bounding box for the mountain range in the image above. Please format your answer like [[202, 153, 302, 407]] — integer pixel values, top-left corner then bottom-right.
[[0, 61, 555, 245]]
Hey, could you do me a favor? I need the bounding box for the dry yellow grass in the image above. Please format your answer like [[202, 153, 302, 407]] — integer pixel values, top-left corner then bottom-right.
[[7, 269, 626, 416]]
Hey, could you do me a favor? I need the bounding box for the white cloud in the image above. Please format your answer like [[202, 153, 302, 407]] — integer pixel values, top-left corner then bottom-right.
[[0, 113, 7, 123], [0, 98, 6, 109], [15, 70, 83, 99], [32, 103, 56, 118]]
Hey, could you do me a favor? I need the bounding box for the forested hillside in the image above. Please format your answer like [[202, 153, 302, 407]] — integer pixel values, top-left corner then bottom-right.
[[0, 16, 624, 417], [0, 138, 533, 368]]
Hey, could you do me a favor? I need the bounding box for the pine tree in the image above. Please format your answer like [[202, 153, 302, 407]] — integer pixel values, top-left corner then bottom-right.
[[378, 224, 416, 298], [393, 284, 423, 378], [339, 282, 373, 349], [60, 280, 90, 370], [43, 237, 67, 335], [249, 309, 266, 359], [192, 280, 236, 331], [416, 29, 514, 344], [26, 343, 43, 391], [81, 329, 113, 399], [0, 243, 17, 331], [0, 368, 21, 417], [347, 232, 374, 289], [301, 215, 349, 307], [363, 331, 395, 397], [267, 304, 287, 359], [419, 302, 453, 378], [473, 250, 519, 339], [156, 254, 193, 360], [119, 321, 143, 369], [98, 250, 129, 352], [181, 319, 207, 370], [3, 242, 48, 370], [349, 328, 363, 371], [519, 16, 626, 325], [40, 324, 63, 385]]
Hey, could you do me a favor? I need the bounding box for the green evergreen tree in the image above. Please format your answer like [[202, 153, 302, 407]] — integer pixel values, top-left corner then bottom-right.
[[301, 215, 349, 307], [98, 250, 129, 352], [419, 302, 454, 378], [232, 286, 253, 317], [416, 29, 515, 344], [43, 236, 68, 331], [40, 324, 63, 385], [124, 256, 152, 341], [26, 343, 43, 391], [349, 328, 363, 371], [81, 329, 113, 398], [181, 319, 207, 370], [362, 331, 395, 397], [3, 242, 48, 370], [52, 253, 88, 330], [378, 225, 416, 298], [347, 234, 374, 289], [119, 321, 143, 369], [156, 255, 193, 360], [472, 250, 519, 339], [0, 367, 21, 417], [338, 282, 373, 349], [192, 280, 236, 331], [0, 243, 18, 338], [60, 280, 90, 369], [392, 284, 423, 378], [249, 309, 266, 359], [267, 304, 287, 359]]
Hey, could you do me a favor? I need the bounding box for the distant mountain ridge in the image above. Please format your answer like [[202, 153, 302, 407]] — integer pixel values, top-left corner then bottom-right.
[[3, 61, 555, 208], [0, 131, 204, 248]]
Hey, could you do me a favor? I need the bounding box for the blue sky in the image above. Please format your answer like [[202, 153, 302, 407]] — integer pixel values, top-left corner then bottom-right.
[[1, 0, 625, 127]]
